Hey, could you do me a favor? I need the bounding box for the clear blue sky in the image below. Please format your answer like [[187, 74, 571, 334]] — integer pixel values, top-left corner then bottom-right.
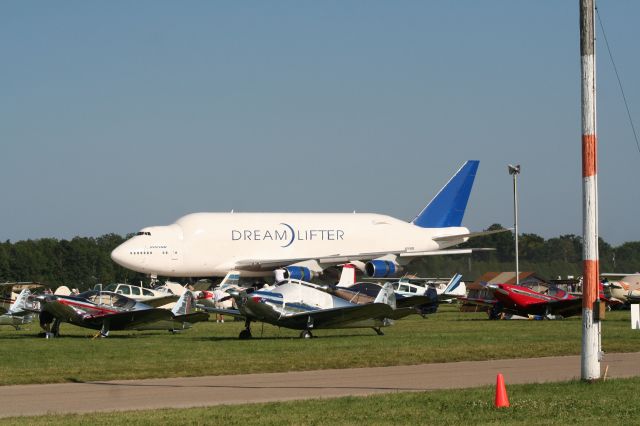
[[2, 1, 639, 245]]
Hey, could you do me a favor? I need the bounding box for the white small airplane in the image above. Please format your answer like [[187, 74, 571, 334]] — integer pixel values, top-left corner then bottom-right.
[[197, 278, 398, 339], [601, 273, 640, 304], [0, 288, 38, 330], [101, 283, 180, 307], [331, 265, 463, 315], [111, 160, 502, 280]]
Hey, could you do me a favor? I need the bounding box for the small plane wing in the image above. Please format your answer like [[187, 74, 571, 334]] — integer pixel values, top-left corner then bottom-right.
[[281, 302, 394, 328], [540, 298, 584, 317], [198, 301, 393, 329], [42, 299, 82, 321], [196, 304, 245, 319], [173, 312, 210, 324], [601, 273, 640, 277], [105, 308, 174, 330], [395, 295, 434, 309], [458, 296, 497, 308], [141, 294, 180, 308]]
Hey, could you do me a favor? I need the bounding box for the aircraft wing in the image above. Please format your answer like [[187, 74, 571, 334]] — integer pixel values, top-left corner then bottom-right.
[[432, 228, 511, 243], [542, 298, 584, 318], [601, 273, 640, 277], [281, 303, 394, 329], [458, 296, 497, 308], [196, 304, 245, 319], [142, 294, 180, 308], [42, 299, 84, 322], [395, 295, 434, 309], [173, 312, 210, 324], [235, 248, 492, 272], [101, 309, 174, 330], [0, 283, 15, 294]]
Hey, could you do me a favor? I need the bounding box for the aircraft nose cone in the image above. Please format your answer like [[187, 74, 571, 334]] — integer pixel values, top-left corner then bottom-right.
[[111, 245, 127, 266]]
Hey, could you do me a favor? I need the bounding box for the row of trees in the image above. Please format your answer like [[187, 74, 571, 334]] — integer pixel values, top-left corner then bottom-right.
[[0, 234, 145, 290], [1, 225, 639, 290], [415, 224, 640, 279]]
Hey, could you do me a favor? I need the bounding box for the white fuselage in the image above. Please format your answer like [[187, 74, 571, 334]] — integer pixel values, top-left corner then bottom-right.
[[111, 212, 468, 277]]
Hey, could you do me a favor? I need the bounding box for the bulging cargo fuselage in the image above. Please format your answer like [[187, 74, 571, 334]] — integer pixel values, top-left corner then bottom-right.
[[111, 212, 468, 277]]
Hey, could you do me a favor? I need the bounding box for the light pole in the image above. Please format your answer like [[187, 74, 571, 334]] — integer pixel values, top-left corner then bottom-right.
[[508, 164, 521, 285]]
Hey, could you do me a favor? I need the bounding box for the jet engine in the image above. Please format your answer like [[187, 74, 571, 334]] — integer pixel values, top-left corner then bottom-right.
[[364, 259, 402, 278], [283, 266, 314, 281]]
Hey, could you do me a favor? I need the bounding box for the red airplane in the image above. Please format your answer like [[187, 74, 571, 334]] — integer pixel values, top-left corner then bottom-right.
[[461, 283, 584, 319], [461, 282, 618, 319]]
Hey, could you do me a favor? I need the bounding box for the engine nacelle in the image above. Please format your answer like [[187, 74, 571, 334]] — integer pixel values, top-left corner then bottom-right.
[[284, 266, 314, 281], [365, 260, 401, 278]]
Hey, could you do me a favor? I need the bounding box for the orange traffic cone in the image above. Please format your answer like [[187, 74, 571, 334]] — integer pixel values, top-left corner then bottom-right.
[[494, 373, 510, 408]]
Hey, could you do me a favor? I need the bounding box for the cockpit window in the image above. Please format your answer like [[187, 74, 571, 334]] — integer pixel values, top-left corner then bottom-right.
[[136, 231, 152, 236], [85, 292, 136, 309]]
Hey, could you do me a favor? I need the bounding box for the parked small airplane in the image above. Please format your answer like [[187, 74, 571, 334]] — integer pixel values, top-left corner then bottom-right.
[[102, 283, 179, 307], [332, 265, 464, 313], [601, 273, 640, 304], [197, 279, 397, 339], [111, 160, 504, 280], [0, 288, 38, 330], [330, 281, 438, 316], [460, 283, 584, 320], [36, 289, 208, 337]]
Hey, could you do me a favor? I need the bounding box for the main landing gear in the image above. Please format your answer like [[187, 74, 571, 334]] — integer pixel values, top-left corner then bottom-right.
[[299, 330, 313, 339], [373, 327, 384, 336], [239, 319, 252, 339]]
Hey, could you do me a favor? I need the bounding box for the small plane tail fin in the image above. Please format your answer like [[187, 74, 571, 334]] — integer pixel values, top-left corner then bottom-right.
[[336, 264, 357, 288], [219, 270, 241, 290], [443, 273, 466, 297], [374, 282, 396, 309], [9, 289, 31, 314], [172, 290, 195, 316], [412, 160, 479, 228]]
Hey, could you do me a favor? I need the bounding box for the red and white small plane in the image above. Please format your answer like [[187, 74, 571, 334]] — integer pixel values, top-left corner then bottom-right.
[[460, 283, 584, 320], [34, 289, 209, 337]]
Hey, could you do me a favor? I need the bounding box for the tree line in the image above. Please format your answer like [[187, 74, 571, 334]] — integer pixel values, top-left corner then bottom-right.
[[0, 234, 145, 290], [416, 224, 640, 279], [1, 225, 639, 290]]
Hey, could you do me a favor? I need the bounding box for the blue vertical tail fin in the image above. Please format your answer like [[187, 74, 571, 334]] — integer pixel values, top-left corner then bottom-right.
[[411, 160, 479, 228]]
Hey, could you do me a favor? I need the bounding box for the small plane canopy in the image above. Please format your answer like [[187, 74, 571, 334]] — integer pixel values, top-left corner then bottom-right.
[[77, 290, 137, 310]]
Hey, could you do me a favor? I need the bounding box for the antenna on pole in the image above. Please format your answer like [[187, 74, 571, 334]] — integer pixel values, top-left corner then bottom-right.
[[580, 0, 602, 381]]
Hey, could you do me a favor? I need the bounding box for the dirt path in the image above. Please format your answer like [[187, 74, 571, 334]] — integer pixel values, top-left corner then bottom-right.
[[2, 352, 638, 418]]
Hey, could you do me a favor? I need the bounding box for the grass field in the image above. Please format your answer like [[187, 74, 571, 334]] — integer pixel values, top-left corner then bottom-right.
[[1, 377, 637, 425], [0, 306, 637, 386]]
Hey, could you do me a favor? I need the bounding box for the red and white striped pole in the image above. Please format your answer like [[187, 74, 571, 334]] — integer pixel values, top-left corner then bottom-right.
[[580, 0, 601, 381]]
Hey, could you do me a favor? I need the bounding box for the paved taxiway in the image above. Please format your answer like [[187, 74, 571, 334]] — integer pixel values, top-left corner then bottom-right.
[[2, 352, 639, 418]]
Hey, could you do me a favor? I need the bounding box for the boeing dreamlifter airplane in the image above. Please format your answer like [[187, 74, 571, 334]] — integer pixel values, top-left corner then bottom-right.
[[111, 161, 499, 280]]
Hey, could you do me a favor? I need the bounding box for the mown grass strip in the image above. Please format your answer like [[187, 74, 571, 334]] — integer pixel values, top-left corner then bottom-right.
[[0, 306, 637, 386], [1, 376, 638, 425]]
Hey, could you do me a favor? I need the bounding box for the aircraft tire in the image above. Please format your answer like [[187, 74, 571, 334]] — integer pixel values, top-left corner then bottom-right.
[[239, 329, 252, 339], [300, 330, 313, 339]]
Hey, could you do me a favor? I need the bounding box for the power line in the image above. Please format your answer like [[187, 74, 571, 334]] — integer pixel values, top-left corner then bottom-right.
[[595, 5, 640, 156]]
